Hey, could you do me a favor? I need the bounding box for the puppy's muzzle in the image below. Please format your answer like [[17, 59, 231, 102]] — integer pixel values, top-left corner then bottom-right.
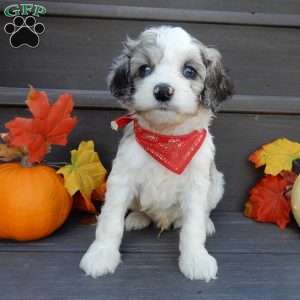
[[153, 83, 175, 102]]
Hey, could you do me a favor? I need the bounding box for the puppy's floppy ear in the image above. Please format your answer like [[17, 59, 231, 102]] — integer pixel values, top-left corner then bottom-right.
[[107, 38, 138, 100], [201, 47, 234, 111], [107, 53, 132, 100]]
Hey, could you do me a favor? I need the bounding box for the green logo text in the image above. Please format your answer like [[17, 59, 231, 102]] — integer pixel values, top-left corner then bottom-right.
[[4, 4, 46, 17]]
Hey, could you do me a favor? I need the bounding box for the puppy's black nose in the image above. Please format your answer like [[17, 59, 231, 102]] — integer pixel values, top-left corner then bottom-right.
[[153, 83, 174, 102]]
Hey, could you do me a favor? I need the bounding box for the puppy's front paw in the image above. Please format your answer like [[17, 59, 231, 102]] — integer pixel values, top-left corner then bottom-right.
[[80, 242, 121, 278], [179, 250, 218, 281]]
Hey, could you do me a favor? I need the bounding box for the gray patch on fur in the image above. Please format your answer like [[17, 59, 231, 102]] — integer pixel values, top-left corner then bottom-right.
[[201, 48, 234, 111], [107, 30, 164, 108], [108, 27, 233, 112], [130, 30, 163, 76], [191, 38, 234, 111]]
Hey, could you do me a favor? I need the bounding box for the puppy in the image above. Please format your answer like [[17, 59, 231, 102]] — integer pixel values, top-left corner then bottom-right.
[[80, 26, 233, 281]]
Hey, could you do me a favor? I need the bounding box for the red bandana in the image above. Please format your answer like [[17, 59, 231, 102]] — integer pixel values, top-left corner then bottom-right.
[[111, 115, 207, 174]]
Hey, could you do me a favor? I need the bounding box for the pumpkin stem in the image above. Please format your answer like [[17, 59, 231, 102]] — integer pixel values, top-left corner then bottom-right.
[[21, 156, 33, 168]]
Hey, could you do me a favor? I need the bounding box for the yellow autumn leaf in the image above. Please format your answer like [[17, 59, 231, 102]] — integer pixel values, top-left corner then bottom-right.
[[57, 141, 107, 200], [249, 138, 300, 176]]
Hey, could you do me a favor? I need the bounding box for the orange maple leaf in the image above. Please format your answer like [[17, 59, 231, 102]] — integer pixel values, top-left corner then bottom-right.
[[73, 192, 97, 214], [244, 175, 292, 229], [5, 87, 77, 163], [73, 182, 107, 214]]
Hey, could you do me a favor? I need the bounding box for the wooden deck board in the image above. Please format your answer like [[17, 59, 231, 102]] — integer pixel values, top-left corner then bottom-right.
[[2, 212, 299, 299], [5, 0, 298, 15], [1, 239, 300, 300], [1, 16, 300, 97], [1, 87, 300, 114], [1, 212, 300, 254]]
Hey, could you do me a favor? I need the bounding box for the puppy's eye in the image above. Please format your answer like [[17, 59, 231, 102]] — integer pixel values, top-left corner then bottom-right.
[[182, 65, 197, 79], [138, 64, 153, 78]]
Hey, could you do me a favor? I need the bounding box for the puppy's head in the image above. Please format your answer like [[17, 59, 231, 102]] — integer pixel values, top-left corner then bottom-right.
[[108, 26, 233, 125]]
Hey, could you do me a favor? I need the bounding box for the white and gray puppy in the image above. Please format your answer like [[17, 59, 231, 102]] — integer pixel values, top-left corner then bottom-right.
[[80, 26, 233, 281]]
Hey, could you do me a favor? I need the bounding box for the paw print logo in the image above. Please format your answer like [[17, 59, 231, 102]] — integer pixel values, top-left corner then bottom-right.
[[4, 16, 45, 48]]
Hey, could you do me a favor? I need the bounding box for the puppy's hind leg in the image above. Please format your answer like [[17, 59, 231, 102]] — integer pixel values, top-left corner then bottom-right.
[[125, 211, 151, 231], [208, 162, 225, 211], [125, 199, 151, 231], [206, 162, 225, 236]]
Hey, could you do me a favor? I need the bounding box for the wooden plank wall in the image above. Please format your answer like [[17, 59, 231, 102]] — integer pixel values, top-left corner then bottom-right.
[[0, 0, 300, 211]]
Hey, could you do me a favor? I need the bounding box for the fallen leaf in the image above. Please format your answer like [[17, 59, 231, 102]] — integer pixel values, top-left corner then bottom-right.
[[249, 138, 300, 176], [92, 182, 107, 202], [0, 144, 24, 161], [280, 171, 297, 186], [280, 171, 297, 200], [5, 87, 77, 163], [73, 192, 98, 214], [244, 175, 291, 229], [73, 182, 106, 213], [26, 86, 50, 119], [57, 141, 107, 213], [78, 214, 98, 225]]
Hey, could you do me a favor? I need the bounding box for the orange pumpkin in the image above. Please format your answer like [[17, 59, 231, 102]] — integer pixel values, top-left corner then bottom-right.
[[0, 163, 72, 241]]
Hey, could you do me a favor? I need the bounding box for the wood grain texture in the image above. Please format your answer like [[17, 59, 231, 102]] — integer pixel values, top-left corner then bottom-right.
[[1, 251, 300, 300], [1, 17, 300, 97], [1, 87, 300, 114], [2, 2, 300, 28], [0, 107, 299, 211], [1, 212, 300, 255], [2, 0, 300, 15], [1, 214, 300, 300]]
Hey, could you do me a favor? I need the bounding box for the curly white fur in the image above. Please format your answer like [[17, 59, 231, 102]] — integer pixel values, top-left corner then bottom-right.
[[80, 26, 232, 281]]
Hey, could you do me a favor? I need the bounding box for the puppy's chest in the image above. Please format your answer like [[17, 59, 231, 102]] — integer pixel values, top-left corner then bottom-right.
[[137, 165, 185, 212], [119, 130, 213, 215]]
